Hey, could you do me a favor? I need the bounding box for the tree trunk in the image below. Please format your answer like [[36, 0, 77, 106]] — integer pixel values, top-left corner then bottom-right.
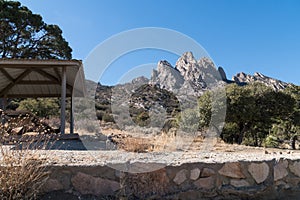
[[237, 123, 244, 144], [291, 135, 297, 150]]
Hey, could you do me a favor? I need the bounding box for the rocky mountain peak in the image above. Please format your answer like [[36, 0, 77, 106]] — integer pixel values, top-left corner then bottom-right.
[[150, 60, 184, 92], [232, 72, 291, 91], [175, 51, 198, 78], [149, 52, 222, 96], [157, 60, 173, 71], [131, 76, 149, 85], [149, 51, 292, 95], [176, 51, 197, 65]]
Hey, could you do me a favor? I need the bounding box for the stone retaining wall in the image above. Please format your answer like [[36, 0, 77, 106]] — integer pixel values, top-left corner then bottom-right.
[[42, 159, 300, 199]]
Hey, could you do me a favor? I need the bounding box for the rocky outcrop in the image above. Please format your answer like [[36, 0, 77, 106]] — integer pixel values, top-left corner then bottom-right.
[[150, 52, 222, 96], [232, 72, 291, 91], [150, 51, 292, 96], [150, 60, 184, 92], [95, 51, 294, 129], [0, 110, 57, 144], [218, 66, 227, 81], [175, 52, 207, 91], [131, 76, 149, 85]]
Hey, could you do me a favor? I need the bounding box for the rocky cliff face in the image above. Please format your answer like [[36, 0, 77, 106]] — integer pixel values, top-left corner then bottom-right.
[[150, 51, 292, 93], [150, 52, 222, 96], [232, 72, 291, 91], [94, 51, 294, 128], [150, 60, 184, 92]]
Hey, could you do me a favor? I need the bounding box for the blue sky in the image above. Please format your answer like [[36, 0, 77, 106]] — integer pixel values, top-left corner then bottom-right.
[[18, 0, 300, 85]]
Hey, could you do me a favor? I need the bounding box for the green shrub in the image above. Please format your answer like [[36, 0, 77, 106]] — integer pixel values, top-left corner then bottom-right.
[[177, 108, 199, 133], [134, 111, 149, 127], [18, 98, 59, 118], [221, 122, 239, 144], [102, 113, 115, 123], [264, 134, 279, 148]]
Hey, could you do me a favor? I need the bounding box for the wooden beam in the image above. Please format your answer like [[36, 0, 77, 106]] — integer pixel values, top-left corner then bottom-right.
[[34, 68, 73, 91], [1, 97, 7, 110], [0, 59, 82, 68], [5, 93, 72, 98], [0, 68, 14, 82], [70, 96, 74, 134], [60, 66, 67, 134], [54, 68, 61, 82], [34, 69, 60, 83], [18, 80, 58, 85], [0, 69, 32, 97]]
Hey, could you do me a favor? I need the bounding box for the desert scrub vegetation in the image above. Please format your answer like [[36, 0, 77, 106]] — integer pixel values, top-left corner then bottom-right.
[[193, 83, 300, 148], [0, 111, 56, 144], [0, 112, 54, 199], [0, 141, 50, 200], [109, 130, 178, 153]]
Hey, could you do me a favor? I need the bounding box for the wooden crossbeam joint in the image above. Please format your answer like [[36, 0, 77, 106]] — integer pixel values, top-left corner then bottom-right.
[[0, 69, 32, 97]]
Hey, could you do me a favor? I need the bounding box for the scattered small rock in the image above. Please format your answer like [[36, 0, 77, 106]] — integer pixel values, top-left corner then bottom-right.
[[265, 150, 269, 154]]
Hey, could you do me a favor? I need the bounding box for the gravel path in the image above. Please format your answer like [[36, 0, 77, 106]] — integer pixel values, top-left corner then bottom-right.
[[26, 145, 300, 167], [2, 133, 300, 167]]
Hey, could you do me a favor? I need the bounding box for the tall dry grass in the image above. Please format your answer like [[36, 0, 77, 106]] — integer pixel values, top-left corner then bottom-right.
[[0, 144, 50, 200]]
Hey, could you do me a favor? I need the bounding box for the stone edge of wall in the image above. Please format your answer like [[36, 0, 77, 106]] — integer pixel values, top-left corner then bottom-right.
[[41, 158, 300, 199]]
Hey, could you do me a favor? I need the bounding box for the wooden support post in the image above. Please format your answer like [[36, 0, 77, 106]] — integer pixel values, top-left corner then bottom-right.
[[60, 66, 66, 134], [2, 97, 7, 111], [70, 96, 74, 134], [0, 98, 3, 110]]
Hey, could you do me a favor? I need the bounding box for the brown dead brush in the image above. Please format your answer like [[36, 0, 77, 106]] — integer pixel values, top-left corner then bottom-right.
[[111, 131, 178, 153], [0, 138, 51, 200], [117, 137, 152, 153]]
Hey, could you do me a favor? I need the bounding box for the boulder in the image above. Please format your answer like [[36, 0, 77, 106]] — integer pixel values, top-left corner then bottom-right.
[[194, 176, 215, 190], [173, 169, 188, 185], [201, 168, 216, 177], [190, 168, 201, 180], [71, 172, 120, 196], [248, 162, 269, 184], [218, 162, 245, 179], [232, 72, 291, 91], [289, 161, 300, 177], [274, 159, 289, 181]]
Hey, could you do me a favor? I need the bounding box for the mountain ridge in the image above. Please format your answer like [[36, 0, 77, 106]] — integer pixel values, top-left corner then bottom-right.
[[92, 51, 295, 130], [149, 51, 292, 95]]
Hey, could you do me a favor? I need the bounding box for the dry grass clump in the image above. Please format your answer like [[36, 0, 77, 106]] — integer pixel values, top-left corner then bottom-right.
[[118, 137, 153, 153], [109, 131, 178, 153], [151, 131, 178, 152], [0, 139, 51, 199]]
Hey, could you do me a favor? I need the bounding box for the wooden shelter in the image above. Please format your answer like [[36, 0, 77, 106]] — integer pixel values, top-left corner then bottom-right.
[[0, 59, 86, 134]]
